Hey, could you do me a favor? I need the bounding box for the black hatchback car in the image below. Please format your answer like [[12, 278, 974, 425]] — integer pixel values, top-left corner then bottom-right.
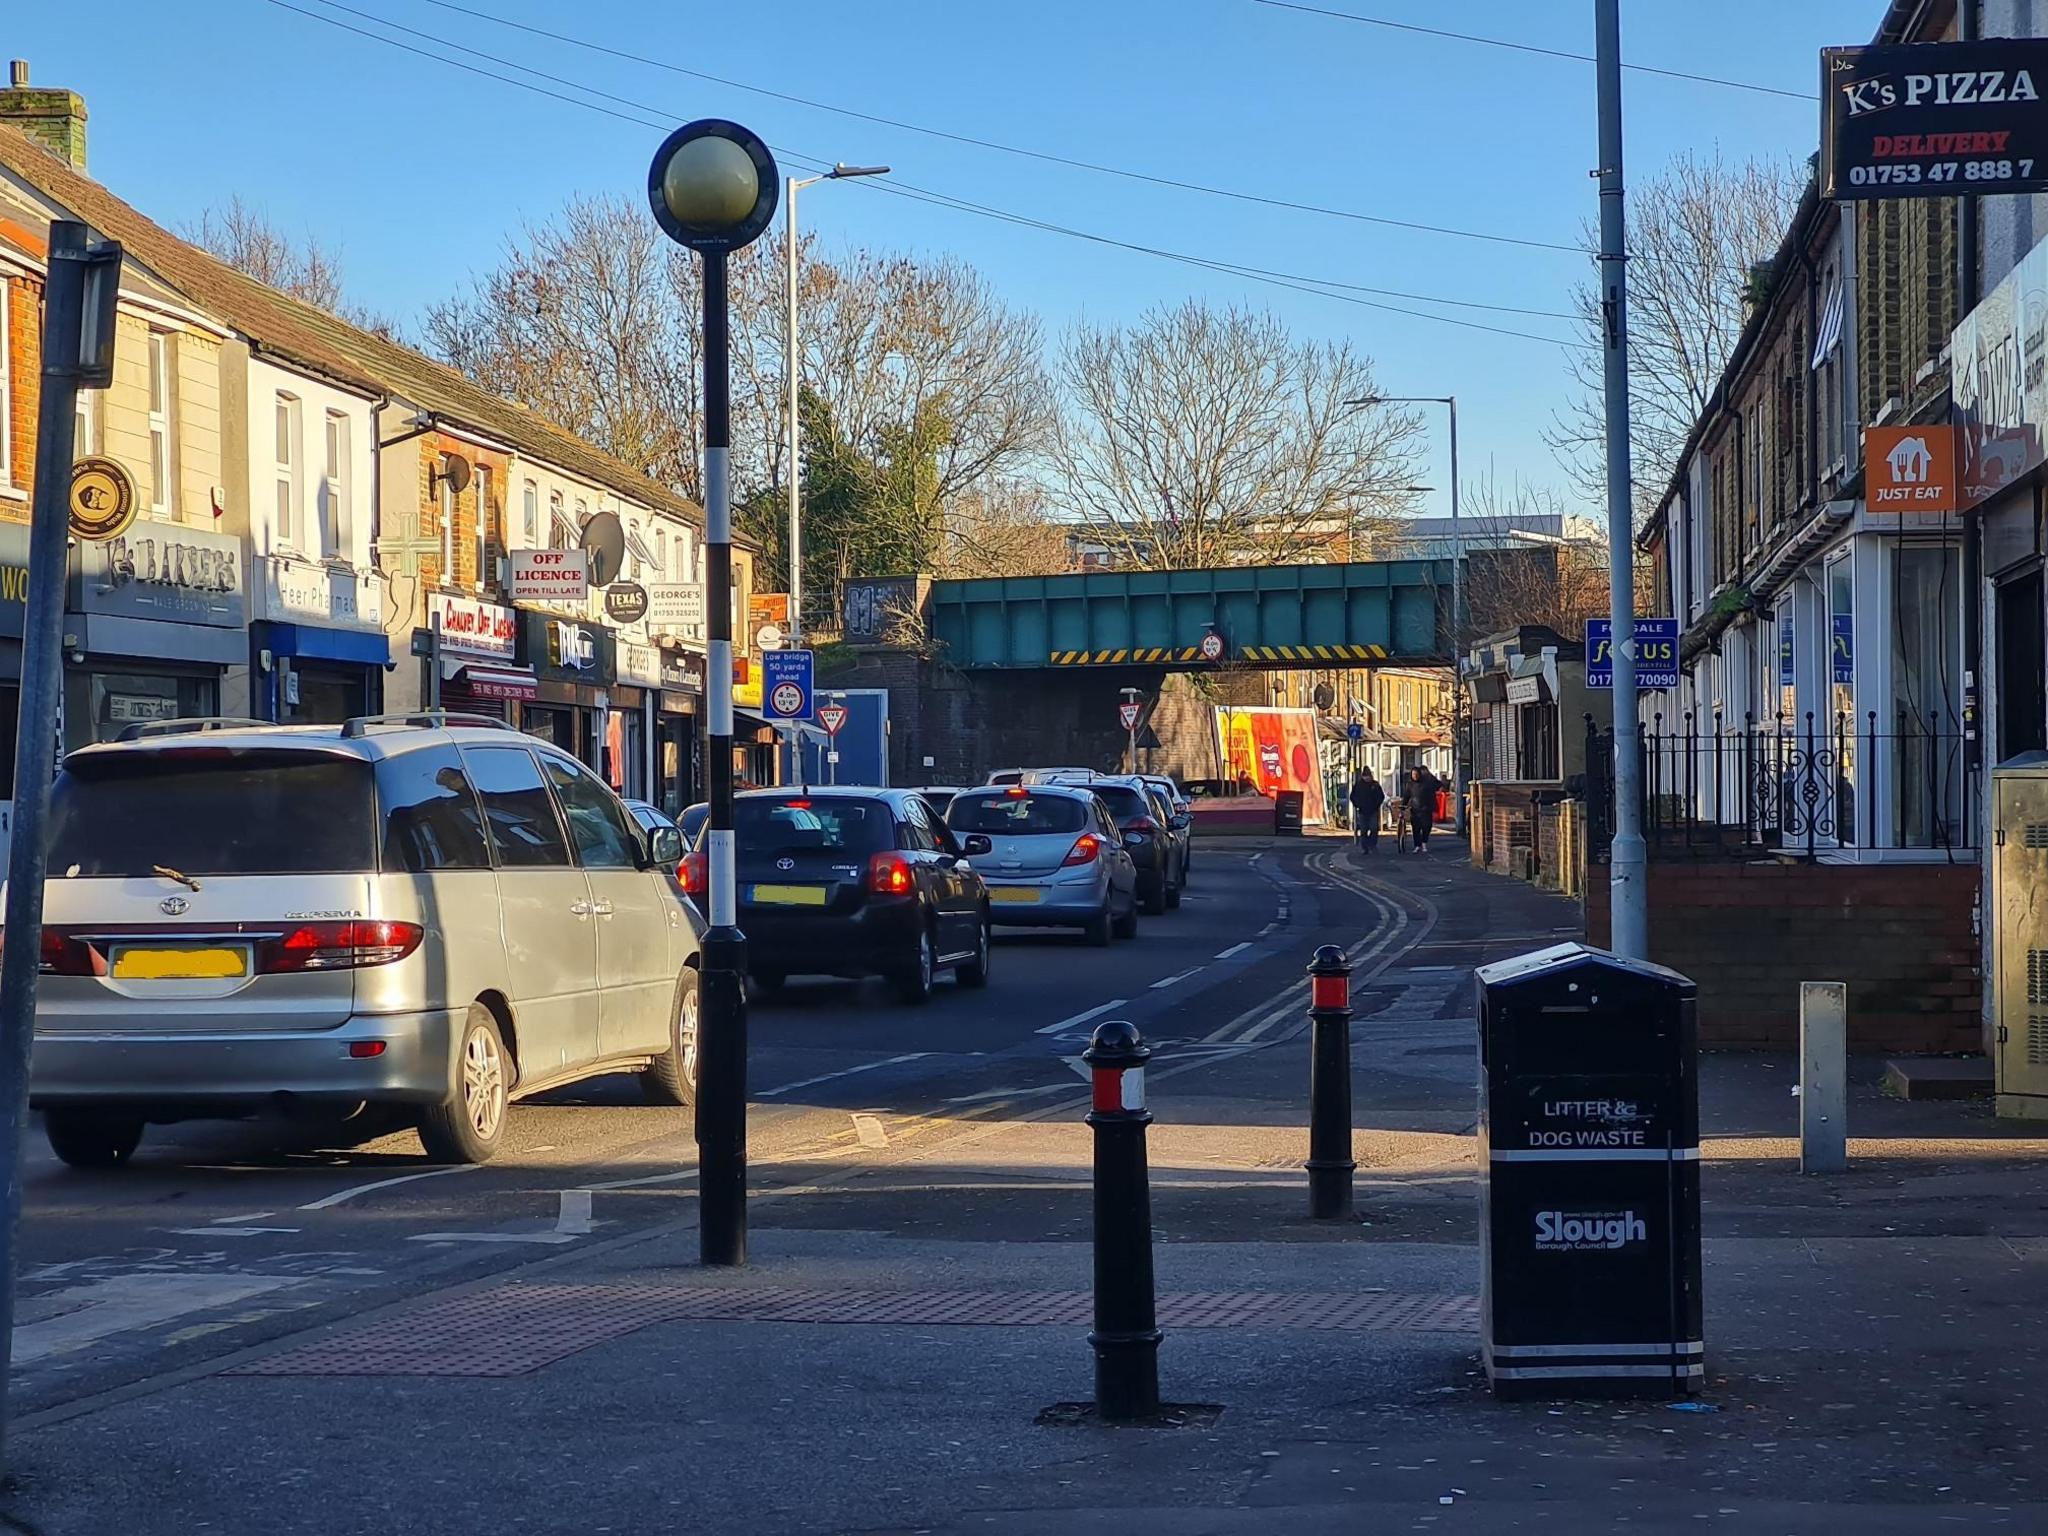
[[682, 788, 993, 1003]]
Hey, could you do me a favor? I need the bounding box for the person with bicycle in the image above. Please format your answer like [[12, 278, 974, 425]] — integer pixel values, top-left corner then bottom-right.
[[1347, 768, 1385, 854]]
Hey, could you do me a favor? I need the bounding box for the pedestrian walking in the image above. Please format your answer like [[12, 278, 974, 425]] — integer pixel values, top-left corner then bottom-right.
[[1405, 765, 1441, 854], [1347, 768, 1385, 854]]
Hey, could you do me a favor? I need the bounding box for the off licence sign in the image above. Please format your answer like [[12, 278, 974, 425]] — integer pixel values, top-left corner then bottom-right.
[[508, 548, 589, 606], [1823, 39, 2048, 200], [1587, 618, 1679, 690]]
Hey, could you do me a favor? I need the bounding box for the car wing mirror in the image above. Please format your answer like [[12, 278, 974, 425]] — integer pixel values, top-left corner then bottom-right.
[[649, 826, 682, 866]]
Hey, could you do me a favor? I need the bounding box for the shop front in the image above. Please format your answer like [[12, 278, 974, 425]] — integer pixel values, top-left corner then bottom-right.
[[514, 610, 617, 776], [616, 639, 666, 802], [251, 554, 389, 723], [64, 525, 247, 751], [422, 592, 533, 721], [656, 647, 704, 815]]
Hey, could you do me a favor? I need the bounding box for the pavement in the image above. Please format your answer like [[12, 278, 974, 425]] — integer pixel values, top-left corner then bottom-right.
[[5, 837, 2048, 1533]]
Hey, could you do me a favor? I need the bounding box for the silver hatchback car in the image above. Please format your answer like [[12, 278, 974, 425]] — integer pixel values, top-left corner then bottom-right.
[[28, 714, 702, 1167], [946, 783, 1139, 944]]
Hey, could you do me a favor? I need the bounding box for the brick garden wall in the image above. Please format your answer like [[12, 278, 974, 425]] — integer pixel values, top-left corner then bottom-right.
[[1585, 857, 1981, 1054]]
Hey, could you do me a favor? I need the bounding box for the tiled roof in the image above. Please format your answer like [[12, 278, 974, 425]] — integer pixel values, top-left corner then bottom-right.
[[0, 124, 713, 532]]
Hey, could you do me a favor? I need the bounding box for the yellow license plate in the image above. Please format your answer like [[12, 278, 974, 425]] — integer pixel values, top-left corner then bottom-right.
[[989, 887, 1042, 904], [110, 946, 249, 980], [750, 884, 828, 907]]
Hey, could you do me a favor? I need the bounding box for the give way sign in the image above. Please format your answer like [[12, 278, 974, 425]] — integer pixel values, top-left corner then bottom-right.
[[1118, 702, 1143, 731], [817, 702, 849, 736]]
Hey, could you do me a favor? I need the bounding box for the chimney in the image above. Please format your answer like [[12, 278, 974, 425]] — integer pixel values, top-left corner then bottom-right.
[[0, 60, 88, 171]]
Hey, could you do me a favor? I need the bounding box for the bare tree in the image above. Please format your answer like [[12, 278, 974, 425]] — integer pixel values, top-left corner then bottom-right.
[[1049, 300, 1425, 569], [934, 479, 1075, 579], [1548, 150, 1805, 524], [1457, 473, 1621, 641], [186, 196, 396, 337]]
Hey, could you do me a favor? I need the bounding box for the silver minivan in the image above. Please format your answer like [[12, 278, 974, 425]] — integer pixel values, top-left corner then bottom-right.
[[28, 715, 701, 1167]]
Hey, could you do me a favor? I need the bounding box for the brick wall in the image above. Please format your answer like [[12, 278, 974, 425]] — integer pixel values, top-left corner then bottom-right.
[[1585, 858, 1980, 1053]]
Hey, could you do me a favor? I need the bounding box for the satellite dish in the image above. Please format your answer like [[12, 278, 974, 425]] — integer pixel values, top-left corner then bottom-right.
[[1313, 681, 1336, 712], [431, 451, 472, 496], [581, 511, 627, 586]]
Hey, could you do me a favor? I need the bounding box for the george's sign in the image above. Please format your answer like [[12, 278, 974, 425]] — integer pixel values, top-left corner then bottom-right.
[[1825, 40, 2048, 200]]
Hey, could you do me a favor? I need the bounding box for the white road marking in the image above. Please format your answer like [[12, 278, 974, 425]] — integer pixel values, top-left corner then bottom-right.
[[759, 1052, 929, 1099], [165, 1227, 300, 1238], [13, 1275, 294, 1365], [555, 1190, 594, 1236], [1402, 965, 1457, 972], [409, 1230, 578, 1246], [212, 1212, 276, 1224], [944, 1083, 1073, 1105], [1213, 941, 1252, 960], [1150, 967, 1203, 990], [1060, 1056, 1093, 1082], [1036, 1000, 1126, 1036], [580, 1167, 701, 1192], [299, 1164, 479, 1210], [852, 1113, 890, 1149]]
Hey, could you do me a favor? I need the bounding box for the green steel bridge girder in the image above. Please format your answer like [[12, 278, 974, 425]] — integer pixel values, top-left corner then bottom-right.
[[926, 559, 1455, 669]]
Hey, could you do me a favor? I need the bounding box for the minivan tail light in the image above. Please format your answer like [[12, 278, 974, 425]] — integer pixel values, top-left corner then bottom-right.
[[867, 852, 915, 896], [263, 921, 423, 973], [679, 851, 707, 896], [1062, 833, 1101, 867], [1127, 816, 1159, 836]]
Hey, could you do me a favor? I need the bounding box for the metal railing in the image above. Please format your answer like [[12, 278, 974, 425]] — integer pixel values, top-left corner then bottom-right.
[[1585, 710, 1976, 860]]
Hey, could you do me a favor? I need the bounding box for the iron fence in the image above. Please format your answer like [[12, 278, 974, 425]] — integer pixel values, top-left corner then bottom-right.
[[1584, 710, 1976, 860]]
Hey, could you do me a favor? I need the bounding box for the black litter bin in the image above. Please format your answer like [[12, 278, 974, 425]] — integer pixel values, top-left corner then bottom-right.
[[1474, 942, 1702, 1399], [1273, 790, 1304, 835]]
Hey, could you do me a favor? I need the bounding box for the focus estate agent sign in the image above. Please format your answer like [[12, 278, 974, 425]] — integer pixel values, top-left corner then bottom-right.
[[1824, 39, 2048, 199], [1587, 618, 1679, 691], [508, 548, 589, 606]]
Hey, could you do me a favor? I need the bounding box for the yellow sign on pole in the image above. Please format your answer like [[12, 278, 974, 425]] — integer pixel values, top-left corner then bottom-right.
[[68, 457, 138, 543]]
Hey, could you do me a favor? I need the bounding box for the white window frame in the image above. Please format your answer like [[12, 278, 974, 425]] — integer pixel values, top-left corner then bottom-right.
[[321, 410, 350, 561], [147, 332, 175, 519], [523, 478, 539, 548], [549, 491, 566, 548], [75, 385, 99, 459], [440, 476, 454, 585], [274, 392, 301, 548], [653, 527, 666, 580], [472, 463, 492, 593], [0, 280, 12, 488]]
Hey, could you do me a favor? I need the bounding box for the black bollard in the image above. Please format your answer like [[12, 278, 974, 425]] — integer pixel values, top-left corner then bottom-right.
[[1084, 1019, 1161, 1422], [1306, 944, 1356, 1220]]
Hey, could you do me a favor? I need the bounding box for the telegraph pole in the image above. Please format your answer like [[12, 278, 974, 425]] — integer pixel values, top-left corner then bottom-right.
[[1595, 0, 1647, 959]]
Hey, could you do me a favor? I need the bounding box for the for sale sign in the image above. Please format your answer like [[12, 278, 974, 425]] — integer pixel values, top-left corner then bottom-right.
[[1824, 39, 2048, 200], [508, 548, 589, 607]]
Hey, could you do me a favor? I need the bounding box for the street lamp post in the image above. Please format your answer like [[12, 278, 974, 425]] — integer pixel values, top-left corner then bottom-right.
[[784, 163, 888, 646], [649, 119, 782, 1268], [1346, 395, 1463, 830]]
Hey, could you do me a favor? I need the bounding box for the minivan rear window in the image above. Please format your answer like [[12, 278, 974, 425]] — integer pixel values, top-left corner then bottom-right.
[[734, 797, 887, 856], [48, 750, 376, 877], [948, 792, 1088, 835]]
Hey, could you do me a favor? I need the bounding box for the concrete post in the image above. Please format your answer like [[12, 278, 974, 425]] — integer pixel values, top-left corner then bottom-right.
[[1800, 982, 1848, 1174]]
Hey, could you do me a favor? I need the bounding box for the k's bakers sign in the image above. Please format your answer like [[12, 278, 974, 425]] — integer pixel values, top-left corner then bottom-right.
[[1864, 426, 1960, 517]]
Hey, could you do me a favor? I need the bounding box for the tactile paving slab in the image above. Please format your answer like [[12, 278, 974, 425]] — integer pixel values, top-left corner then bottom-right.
[[229, 1284, 1478, 1378]]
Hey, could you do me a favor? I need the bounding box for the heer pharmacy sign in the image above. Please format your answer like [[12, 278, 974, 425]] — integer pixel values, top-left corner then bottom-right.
[[1824, 39, 2048, 200]]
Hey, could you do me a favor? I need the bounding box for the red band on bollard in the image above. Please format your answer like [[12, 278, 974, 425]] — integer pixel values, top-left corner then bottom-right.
[[1311, 974, 1349, 1012], [1093, 1067, 1122, 1113]]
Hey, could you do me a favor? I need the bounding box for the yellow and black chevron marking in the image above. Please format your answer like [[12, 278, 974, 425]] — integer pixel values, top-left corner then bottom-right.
[[1047, 642, 1390, 665], [1235, 643, 1390, 663]]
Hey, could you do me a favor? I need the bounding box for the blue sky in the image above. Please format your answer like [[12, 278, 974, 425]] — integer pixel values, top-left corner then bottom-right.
[[12, 0, 1879, 517]]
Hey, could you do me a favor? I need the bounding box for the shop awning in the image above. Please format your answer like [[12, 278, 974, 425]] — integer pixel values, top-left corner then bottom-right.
[[443, 661, 539, 702], [265, 621, 390, 666]]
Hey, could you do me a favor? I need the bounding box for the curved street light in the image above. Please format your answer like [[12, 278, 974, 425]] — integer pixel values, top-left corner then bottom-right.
[[648, 119, 780, 1269]]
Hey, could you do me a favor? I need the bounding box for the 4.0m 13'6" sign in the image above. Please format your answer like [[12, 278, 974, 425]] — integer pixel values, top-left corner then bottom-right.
[[1824, 39, 2048, 200]]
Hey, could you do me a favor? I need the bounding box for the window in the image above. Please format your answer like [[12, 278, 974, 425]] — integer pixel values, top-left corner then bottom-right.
[[472, 463, 492, 591], [549, 491, 565, 548], [898, 799, 939, 851], [378, 747, 490, 872], [462, 746, 572, 868], [523, 479, 539, 548], [0, 280, 9, 484], [734, 796, 888, 856], [147, 332, 174, 518], [628, 520, 643, 579], [653, 527, 667, 579], [1826, 552, 1857, 844], [948, 791, 1088, 835], [542, 756, 641, 868], [321, 411, 350, 558], [49, 751, 376, 877], [274, 393, 301, 545], [75, 385, 98, 459]]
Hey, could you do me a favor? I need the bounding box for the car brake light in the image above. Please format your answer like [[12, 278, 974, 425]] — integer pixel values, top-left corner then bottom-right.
[[349, 1040, 387, 1058], [1128, 816, 1159, 835], [1062, 833, 1101, 866], [1005, 785, 1028, 798], [786, 799, 812, 809], [679, 850, 708, 895], [36, 928, 95, 976], [867, 852, 915, 896], [264, 921, 423, 973]]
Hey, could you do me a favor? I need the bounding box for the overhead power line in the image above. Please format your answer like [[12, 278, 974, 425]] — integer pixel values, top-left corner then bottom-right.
[[411, 0, 1582, 255], [1253, 0, 1817, 102], [256, 0, 1587, 349]]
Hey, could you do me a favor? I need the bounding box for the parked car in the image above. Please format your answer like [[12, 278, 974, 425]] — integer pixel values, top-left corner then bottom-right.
[[30, 716, 703, 1168], [1139, 774, 1195, 882], [677, 801, 709, 845], [985, 768, 1027, 786], [917, 787, 965, 823], [946, 784, 1139, 945], [1040, 772, 1182, 914], [682, 787, 991, 1003]]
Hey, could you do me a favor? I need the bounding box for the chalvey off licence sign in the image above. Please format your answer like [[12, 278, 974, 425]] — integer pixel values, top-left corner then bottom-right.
[[1823, 39, 2048, 200]]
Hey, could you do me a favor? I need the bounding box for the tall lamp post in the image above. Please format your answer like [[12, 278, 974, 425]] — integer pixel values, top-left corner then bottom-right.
[[1346, 394, 1463, 830], [784, 163, 888, 646], [649, 120, 781, 1268]]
